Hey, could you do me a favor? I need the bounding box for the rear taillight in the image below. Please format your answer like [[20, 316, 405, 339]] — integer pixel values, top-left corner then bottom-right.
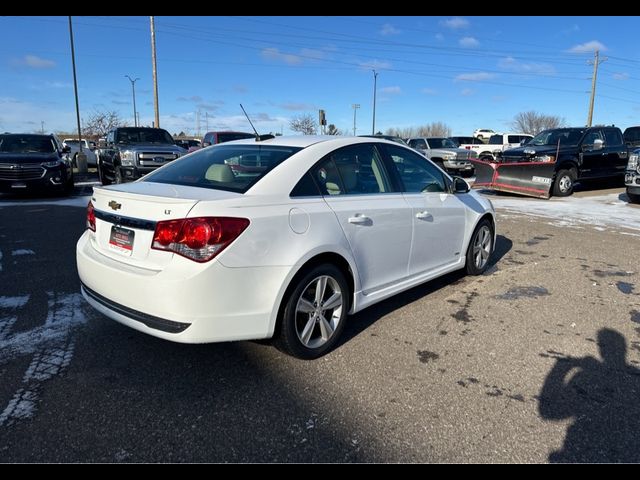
[[152, 217, 250, 262], [87, 201, 96, 231]]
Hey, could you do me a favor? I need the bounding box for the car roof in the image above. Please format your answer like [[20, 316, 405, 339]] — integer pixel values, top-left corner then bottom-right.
[[222, 135, 399, 148]]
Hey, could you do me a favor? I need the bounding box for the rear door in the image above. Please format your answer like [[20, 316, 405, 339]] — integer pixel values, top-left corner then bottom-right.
[[313, 143, 413, 294], [603, 128, 628, 176]]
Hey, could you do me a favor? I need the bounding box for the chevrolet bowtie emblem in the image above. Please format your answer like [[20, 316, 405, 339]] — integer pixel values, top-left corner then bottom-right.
[[108, 200, 122, 211]]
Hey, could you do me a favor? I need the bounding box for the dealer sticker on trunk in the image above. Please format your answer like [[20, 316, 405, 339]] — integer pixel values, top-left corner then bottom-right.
[[109, 225, 135, 256]]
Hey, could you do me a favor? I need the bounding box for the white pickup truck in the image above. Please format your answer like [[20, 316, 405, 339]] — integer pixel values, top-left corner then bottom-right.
[[62, 138, 98, 167], [486, 133, 533, 160]]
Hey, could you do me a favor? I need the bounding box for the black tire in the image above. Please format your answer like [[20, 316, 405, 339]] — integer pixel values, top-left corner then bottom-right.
[[553, 168, 576, 197], [480, 154, 494, 162], [433, 159, 445, 171], [72, 153, 78, 168], [466, 219, 493, 275], [628, 190, 640, 204], [275, 264, 349, 359], [98, 163, 111, 186]]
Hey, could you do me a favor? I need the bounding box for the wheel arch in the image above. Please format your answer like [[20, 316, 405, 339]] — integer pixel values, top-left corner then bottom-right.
[[269, 251, 357, 340]]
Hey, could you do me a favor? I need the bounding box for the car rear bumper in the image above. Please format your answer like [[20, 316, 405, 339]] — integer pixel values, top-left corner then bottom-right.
[[76, 230, 292, 343]]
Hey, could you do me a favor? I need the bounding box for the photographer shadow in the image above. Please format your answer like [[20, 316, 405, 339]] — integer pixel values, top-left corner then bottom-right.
[[538, 328, 640, 463]]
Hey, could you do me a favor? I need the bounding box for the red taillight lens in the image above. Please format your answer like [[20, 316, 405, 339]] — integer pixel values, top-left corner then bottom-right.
[[87, 201, 96, 231], [152, 217, 249, 262]]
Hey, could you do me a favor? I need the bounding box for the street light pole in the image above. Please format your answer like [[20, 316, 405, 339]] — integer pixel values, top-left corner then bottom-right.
[[68, 16, 87, 173], [150, 16, 160, 128], [125, 75, 140, 127], [372, 70, 378, 135], [352, 104, 360, 136]]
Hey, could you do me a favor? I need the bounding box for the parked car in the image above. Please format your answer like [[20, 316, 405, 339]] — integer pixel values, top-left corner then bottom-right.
[[623, 126, 640, 148], [485, 133, 533, 160], [625, 150, 640, 203], [407, 137, 476, 175], [474, 126, 628, 198], [77, 136, 496, 359], [202, 131, 255, 146], [0, 133, 73, 194], [96, 127, 186, 185], [63, 138, 98, 167], [473, 129, 496, 141]]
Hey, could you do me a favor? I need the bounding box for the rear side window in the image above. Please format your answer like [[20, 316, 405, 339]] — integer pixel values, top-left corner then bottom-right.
[[604, 129, 623, 146], [143, 144, 301, 193], [624, 127, 640, 143]]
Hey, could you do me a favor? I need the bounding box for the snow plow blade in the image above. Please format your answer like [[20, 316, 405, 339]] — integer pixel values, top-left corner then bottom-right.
[[470, 159, 556, 199]]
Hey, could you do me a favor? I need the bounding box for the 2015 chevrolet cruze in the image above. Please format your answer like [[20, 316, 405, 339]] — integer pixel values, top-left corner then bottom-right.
[[77, 136, 495, 359]]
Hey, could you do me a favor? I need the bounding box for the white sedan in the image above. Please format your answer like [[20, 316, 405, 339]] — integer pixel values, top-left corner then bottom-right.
[[77, 136, 495, 359]]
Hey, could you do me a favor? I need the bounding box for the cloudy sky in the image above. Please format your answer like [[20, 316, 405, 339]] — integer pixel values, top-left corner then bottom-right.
[[1, 16, 639, 136]]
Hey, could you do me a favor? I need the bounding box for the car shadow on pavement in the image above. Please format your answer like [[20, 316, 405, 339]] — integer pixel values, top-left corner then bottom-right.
[[538, 328, 640, 463], [340, 234, 513, 346]]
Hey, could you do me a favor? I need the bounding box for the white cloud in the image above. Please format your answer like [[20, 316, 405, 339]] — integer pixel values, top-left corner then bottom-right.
[[563, 24, 580, 34], [498, 56, 556, 75], [461, 88, 475, 96], [261, 47, 302, 65], [380, 23, 400, 35], [441, 17, 469, 30], [613, 72, 629, 81], [0, 97, 76, 132], [459, 36, 479, 48], [12, 55, 56, 69], [454, 72, 494, 82], [380, 86, 401, 95], [279, 102, 316, 111], [421, 88, 437, 95], [359, 60, 392, 70], [435, 33, 444, 42], [567, 40, 607, 53]]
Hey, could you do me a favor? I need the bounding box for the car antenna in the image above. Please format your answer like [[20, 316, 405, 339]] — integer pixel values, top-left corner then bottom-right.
[[240, 103, 274, 142]]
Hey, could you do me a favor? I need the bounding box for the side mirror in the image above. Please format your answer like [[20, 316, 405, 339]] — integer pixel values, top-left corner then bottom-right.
[[593, 138, 604, 150], [452, 176, 470, 194], [202, 141, 211, 147], [61, 145, 71, 154]]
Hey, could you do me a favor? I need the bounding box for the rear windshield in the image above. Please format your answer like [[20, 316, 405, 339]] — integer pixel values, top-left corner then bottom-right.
[[0, 135, 56, 153], [143, 144, 302, 193]]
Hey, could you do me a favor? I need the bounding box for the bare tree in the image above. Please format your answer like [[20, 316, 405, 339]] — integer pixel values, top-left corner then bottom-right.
[[289, 114, 317, 135], [510, 111, 566, 135], [386, 122, 452, 139], [326, 124, 342, 135], [83, 110, 127, 138]]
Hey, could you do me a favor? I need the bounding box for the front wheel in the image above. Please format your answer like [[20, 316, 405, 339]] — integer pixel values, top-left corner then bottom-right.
[[628, 190, 640, 204], [275, 264, 349, 359], [98, 163, 111, 186], [114, 166, 123, 184], [466, 219, 493, 275], [553, 169, 576, 197]]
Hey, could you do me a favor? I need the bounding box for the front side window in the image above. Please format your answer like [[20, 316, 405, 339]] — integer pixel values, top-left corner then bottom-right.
[[582, 130, 603, 148], [311, 144, 392, 196], [383, 144, 447, 193], [143, 144, 301, 193]]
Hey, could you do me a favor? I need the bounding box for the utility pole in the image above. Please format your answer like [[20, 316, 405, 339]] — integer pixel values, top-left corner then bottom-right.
[[587, 50, 607, 127], [125, 75, 140, 127], [41, 121, 45, 134], [352, 104, 360, 136], [68, 16, 86, 173], [150, 16, 160, 128], [372, 70, 378, 135]]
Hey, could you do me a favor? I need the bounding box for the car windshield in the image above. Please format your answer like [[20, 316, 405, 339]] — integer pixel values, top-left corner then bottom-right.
[[0, 135, 56, 153], [216, 132, 255, 143], [528, 128, 585, 146], [116, 128, 174, 144], [143, 144, 302, 193], [624, 128, 640, 143], [428, 138, 458, 148]]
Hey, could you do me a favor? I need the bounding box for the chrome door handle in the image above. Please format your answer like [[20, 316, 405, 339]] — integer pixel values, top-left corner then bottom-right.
[[415, 211, 431, 219], [348, 215, 370, 224]]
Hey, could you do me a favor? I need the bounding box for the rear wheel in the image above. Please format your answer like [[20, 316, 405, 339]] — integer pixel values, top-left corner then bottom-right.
[[466, 219, 493, 275], [275, 264, 349, 359], [553, 168, 576, 197]]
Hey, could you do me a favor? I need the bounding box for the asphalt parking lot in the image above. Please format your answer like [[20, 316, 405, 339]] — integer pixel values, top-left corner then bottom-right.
[[0, 178, 639, 462]]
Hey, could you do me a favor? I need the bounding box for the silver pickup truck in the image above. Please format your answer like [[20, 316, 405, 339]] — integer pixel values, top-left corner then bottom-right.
[[407, 137, 476, 176]]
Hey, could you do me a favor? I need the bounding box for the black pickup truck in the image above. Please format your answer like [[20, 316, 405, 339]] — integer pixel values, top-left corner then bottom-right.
[[96, 127, 186, 185], [472, 126, 628, 198]]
